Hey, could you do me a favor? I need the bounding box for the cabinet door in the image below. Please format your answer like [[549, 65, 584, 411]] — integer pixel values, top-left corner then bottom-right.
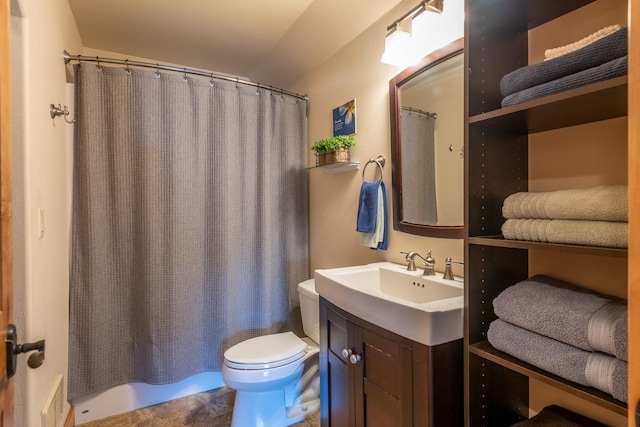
[[358, 327, 413, 427], [320, 301, 353, 427]]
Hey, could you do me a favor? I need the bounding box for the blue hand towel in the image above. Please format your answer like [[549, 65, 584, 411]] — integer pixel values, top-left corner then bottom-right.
[[356, 181, 381, 233]]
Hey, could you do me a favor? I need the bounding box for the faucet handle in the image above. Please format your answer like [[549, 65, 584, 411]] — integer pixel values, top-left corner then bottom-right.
[[443, 257, 464, 280], [401, 251, 417, 271]]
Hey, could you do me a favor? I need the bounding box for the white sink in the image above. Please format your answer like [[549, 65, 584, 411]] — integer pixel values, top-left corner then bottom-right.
[[314, 262, 463, 346]]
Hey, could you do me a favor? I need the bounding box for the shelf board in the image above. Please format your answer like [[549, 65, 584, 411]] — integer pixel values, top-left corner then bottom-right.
[[307, 162, 359, 174], [471, 0, 595, 30], [469, 77, 628, 134], [468, 235, 628, 258], [469, 341, 628, 416]]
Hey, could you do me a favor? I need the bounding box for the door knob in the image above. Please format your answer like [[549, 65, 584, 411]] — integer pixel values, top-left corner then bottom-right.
[[349, 354, 362, 364], [341, 348, 352, 358], [5, 324, 46, 378]]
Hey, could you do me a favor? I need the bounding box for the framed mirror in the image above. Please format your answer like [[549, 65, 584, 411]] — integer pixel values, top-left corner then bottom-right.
[[389, 38, 464, 238]]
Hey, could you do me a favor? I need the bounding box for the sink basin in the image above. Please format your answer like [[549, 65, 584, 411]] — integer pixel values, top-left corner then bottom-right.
[[314, 262, 463, 346]]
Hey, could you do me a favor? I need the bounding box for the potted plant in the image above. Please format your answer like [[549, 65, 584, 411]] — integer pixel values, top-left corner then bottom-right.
[[311, 139, 329, 166], [311, 135, 356, 166]]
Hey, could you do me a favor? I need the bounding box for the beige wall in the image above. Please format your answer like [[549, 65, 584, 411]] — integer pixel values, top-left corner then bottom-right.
[[11, 0, 83, 426], [289, 0, 464, 277]]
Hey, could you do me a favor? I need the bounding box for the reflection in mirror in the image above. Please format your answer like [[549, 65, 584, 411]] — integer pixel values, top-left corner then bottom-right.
[[389, 39, 464, 238]]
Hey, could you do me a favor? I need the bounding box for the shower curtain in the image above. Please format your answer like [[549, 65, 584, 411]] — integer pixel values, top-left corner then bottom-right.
[[68, 64, 309, 400], [400, 110, 437, 224]]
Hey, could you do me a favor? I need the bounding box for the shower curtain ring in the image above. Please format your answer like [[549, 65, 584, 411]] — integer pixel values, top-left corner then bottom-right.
[[96, 57, 102, 71], [155, 64, 161, 78], [183, 68, 188, 82], [125, 59, 131, 74], [210, 73, 215, 87]]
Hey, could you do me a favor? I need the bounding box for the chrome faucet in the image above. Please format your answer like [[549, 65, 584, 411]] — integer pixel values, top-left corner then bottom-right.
[[401, 250, 436, 276], [443, 257, 464, 280]]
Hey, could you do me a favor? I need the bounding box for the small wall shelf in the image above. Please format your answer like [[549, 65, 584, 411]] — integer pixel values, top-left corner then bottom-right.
[[307, 162, 360, 174]]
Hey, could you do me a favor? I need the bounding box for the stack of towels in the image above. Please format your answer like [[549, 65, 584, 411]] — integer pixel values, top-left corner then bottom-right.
[[356, 180, 388, 250], [500, 25, 628, 107], [512, 404, 608, 426], [501, 185, 628, 248], [488, 275, 628, 403]]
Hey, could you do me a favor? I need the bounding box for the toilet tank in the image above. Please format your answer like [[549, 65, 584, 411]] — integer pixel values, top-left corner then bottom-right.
[[297, 279, 319, 344]]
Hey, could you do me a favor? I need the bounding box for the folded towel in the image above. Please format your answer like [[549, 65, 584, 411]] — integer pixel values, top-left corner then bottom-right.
[[356, 181, 381, 233], [502, 55, 628, 107], [544, 25, 622, 61], [358, 181, 388, 250], [488, 319, 628, 402], [500, 27, 627, 97], [359, 184, 383, 247], [501, 218, 628, 248], [493, 275, 628, 360], [503, 186, 628, 222], [377, 181, 388, 250], [512, 405, 609, 426], [502, 55, 627, 107]]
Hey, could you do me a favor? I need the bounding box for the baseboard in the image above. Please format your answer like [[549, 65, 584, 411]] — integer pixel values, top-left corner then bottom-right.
[[64, 406, 75, 427]]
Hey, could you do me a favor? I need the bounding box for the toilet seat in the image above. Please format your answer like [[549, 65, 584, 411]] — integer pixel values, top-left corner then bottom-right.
[[224, 332, 308, 370]]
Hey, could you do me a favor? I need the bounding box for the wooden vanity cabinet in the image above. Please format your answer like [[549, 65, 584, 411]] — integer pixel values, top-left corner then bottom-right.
[[319, 296, 463, 426]]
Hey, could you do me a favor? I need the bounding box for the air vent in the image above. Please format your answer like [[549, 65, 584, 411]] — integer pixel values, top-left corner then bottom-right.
[[41, 374, 64, 427]]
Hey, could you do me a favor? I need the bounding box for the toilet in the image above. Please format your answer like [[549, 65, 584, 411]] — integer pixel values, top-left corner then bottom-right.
[[222, 279, 320, 427]]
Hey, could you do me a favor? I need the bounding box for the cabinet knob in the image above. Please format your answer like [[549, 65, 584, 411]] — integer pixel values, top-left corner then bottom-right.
[[341, 348, 352, 358], [349, 354, 362, 364]]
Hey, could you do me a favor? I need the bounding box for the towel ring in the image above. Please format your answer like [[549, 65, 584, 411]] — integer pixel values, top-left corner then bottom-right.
[[362, 155, 385, 182]]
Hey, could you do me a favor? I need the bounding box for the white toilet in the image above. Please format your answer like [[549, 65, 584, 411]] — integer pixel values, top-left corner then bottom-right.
[[222, 279, 320, 427]]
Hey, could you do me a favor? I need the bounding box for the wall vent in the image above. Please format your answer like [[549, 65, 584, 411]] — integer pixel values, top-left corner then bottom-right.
[[41, 374, 65, 427]]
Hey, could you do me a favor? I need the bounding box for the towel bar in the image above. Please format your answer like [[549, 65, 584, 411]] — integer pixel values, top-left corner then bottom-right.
[[362, 155, 385, 182]]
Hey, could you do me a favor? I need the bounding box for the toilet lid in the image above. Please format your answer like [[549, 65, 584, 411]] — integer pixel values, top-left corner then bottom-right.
[[224, 332, 307, 369]]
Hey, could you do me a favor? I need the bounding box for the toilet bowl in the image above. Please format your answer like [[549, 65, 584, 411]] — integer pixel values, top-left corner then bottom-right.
[[222, 279, 320, 427]]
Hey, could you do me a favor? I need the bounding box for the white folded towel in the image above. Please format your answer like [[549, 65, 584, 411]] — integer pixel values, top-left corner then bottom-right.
[[545, 25, 622, 60], [502, 185, 627, 222], [501, 218, 628, 249]]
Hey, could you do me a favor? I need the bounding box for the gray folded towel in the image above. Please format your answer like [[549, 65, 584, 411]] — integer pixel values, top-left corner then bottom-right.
[[512, 404, 609, 426], [502, 55, 628, 107], [493, 275, 628, 361], [488, 319, 628, 402], [503, 186, 627, 222], [500, 27, 627, 96], [501, 218, 628, 248]]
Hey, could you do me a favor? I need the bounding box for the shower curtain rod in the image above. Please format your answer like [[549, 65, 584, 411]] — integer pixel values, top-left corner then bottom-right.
[[63, 51, 308, 101], [402, 106, 437, 119]]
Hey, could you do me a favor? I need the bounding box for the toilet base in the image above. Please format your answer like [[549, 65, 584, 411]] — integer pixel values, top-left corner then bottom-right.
[[230, 388, 319, 427]]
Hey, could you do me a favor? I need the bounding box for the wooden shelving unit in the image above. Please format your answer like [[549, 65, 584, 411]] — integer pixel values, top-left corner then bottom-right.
[[464, 0, 629, 425]]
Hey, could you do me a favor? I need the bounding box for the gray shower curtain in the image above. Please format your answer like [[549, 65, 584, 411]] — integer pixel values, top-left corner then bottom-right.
[[400, 110, 437, 224], [68, 65, 309, 400]]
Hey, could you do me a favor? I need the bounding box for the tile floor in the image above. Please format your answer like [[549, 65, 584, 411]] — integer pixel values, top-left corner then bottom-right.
[[77, 386, 320, 427]]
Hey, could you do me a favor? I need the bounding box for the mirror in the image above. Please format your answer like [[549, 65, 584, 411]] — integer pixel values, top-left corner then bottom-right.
[[389, 39, 464, 238]]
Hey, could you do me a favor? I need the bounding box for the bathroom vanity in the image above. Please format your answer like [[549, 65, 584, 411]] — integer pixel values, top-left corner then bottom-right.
[[319, 297, 462, 426]]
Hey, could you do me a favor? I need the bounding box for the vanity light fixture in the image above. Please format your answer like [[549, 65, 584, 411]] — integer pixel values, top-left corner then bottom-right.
[[381, 0, 449, 68], [380, 21, 414, 67], [412, 0, 463, 57]]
